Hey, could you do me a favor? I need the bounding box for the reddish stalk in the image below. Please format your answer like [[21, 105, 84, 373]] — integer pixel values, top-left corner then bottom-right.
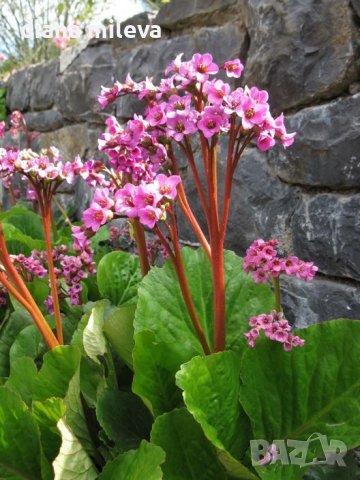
[[206, 137, 226, 352], [0, 271, 59, 349], [132, 219, 150, 276], [154, 219, 211, 355], [42, 206, 63, 344]]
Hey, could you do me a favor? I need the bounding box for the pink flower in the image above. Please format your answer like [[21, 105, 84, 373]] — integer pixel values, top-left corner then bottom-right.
[[114, 183, 139, 218], [98, 82, 123, 109], [166, 113, 197, 141], [238, 95, 269, 130], [274, 113, 296, 148], [134, 184, 163, 209], [147, 104, 167, 126], [83, 203, 112, 232], [222, 59, 244, 78], [257, 132, 276, 151], [190, 53, 219, 82], [198, 106, 229, 138], [93, 188, 114, 210], [244, 328, 260, 347], [204, 79, 231, 105], [155, 174, 181, 200], [138, 205, 163, 229], [54, 35, 69, 50]]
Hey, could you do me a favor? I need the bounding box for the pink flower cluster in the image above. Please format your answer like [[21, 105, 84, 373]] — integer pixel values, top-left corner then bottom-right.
[[243, 239, 318, 283], [244, 310, 305, 351], [82, 174, 181, 231], [97, 52, 295, 152], [11, 245, 94, 313]]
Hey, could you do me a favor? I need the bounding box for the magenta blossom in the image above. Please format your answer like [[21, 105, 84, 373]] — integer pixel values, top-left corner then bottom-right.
[[0, 121, 5, 139], [190, 53, 219, 83], [222, 59, 244, 78], [155, 174, 181, 200], [83, 203, 113, 232]]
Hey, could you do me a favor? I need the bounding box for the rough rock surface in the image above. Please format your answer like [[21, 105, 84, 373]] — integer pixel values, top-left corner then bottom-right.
[[281, 276, 360, 327], [244, 0, 357, 112], [6, 68, 32, 112], [156, 0, 243, 29], [30, 60, 59, 111], [291, 193, 360, 281], [57, 45, 114, 122], [24, 110, 65, 132], [267, 94, 360, 188]]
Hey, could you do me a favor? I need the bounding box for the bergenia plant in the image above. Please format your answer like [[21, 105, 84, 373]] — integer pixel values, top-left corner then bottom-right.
[[0, 53, 358, 480], [83, 52, 301, 354]]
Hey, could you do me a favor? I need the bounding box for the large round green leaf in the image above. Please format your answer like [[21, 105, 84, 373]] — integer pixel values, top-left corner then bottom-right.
[[97, 440, 165, 480], [97, 251, 142, 306], [239, 319, 360, 480], [151, 408, 228, 480], [133, 248, 273, 415], [0, 387, 43, 480], [176, 352, 257, 480]]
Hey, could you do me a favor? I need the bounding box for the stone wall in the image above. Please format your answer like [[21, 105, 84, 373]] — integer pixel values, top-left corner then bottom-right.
[[2, 0, 360, 325]]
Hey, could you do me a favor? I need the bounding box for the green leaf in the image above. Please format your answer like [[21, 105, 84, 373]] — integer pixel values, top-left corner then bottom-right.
[[63, 366, 96, 456], [151, 408, 228, 480], [2, 223, 46, 253], [0, 387, 43, 480], [176, 352, 257, 480], [97, 251, 142, 306], [133, 248, 273, 415], [5, 208, 45, 240], [96, 388, 153, 452], [52, 419, 98, 480], [239, 319, 360, 480], [132, 331, 186, 416], [33, 346, 81, 401], [97, 440, 164, 480], [0, 310, 32, 376], [5, 356, 37, 406], [103, 304, 136, 369], [32, 398, 65, 462], [9, 325, 45, 362], [83, 301, 109, 363]]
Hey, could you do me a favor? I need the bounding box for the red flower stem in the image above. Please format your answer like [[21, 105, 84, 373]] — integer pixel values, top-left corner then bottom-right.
[[42, 206, 63, 344], [132, 219, 150, 276], [221, 133, 254, 241], [168, 145, 211, 259], [154, 219, 211, 356], [206, 137, 226, 352], [182, 136, 210, 223], [0, 271, 59, 349]]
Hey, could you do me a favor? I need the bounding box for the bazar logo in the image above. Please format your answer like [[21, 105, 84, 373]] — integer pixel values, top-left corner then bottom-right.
[[250, 433, 347, 467]]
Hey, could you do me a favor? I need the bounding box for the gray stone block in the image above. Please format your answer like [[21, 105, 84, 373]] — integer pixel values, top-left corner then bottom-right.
[[56, 44, 114, 122], [156, 0, 242, 29], [30, 59, 59, 111], [280, 275, 360, 327], [24, 110, 65, 132], [267, 94, 360, 188], [6, 68, 32, 112], [291, 193, 360, 281], [244, 0, 357, 112]]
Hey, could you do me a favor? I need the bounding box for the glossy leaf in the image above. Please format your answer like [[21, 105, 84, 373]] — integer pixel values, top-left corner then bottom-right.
[[151, 408, 228, 480], [97, 251, 141, 306], [52, 419, 98, 480], [176, 352, 257, 480], [0, 387, 43, 480], [133, 248, 273, 415], [97, 440, 164, 480], [96, 388, 153, 453], [239, 319, 360, 480], [5, 356, 37, 406]]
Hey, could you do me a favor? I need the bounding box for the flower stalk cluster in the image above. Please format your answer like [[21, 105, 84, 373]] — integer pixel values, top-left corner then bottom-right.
[[78, 52, 298, 353]]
